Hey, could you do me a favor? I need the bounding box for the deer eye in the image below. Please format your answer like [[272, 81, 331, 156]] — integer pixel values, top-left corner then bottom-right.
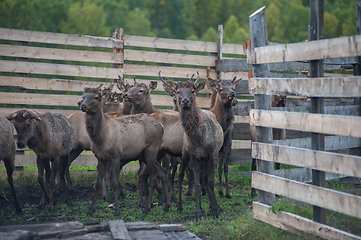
[[192, 90, 195, 94], [176, 90, 180, 94], [219, 88, 223, 92], [139, 89, 143, 93], [27, 122, 31, 127]]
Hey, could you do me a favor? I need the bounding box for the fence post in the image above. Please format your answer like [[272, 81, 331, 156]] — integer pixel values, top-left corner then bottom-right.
[[249, 6, 275, 205], [354, 1, 361, 110], [309, 0, 327, 224], [217, 25, 223, 80], [112, 28, 124, 83]]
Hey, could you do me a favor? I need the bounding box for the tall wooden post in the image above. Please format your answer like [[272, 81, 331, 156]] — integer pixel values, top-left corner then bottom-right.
[[354, 2, 361, 109], [217, 25, 223, 80], [309, 0, 326, 224], [112, 28, 124, 83], [249, 6, 275, 205]]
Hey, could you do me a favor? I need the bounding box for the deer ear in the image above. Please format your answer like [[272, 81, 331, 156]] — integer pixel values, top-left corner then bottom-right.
[[207, 78, 218, 92], [5, 112, 16, 121], [232, 78, 242, 88], [149, 81, 158, 91], [195, 82, 206, 94], [163, 81, 176, 97]]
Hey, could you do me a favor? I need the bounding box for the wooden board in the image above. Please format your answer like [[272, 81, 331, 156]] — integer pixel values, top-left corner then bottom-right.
[[124, 35, 217, 53], [232, 140, 251, 149], [252, 172, 361, 218], [0, 27, 122, 49], [252, 142, 361, 178], [0, 44, 123, 64], [0, 108, 79, 118], [108, 220, 131, 240], [124, 63, 217, 79], [124, 49, 216, 67], [247, 35, 361, 64], [250, 109, 361, 138], [0, 76, 111, 93], [248, 76, 361, 97], [0, 60, 123, 79], [273, 135, 361, 151], [0, 92, 81, 106], [253, 201, 361, 240]]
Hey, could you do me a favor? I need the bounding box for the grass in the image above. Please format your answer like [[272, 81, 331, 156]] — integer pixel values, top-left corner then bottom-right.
[[0, 165, 360, 239]]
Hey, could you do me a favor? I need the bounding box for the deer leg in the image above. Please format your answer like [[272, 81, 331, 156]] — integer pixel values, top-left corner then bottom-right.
[[223, 130, 232, 198], [110, 159, 121, 217], [4, 156, 21, 213], [193, 159, 202, 222], [218, 148, 224, 197], [155, 162, 171, 212], [137, 162, 148, 208], [161, 154, 174, 204], [48, 157, 60, 213], [66, 146, 84, 192], [37, 157, 50, 208], [101, 162, 111, 203], [144, 159, 156, 216], [177, 150, 190, 213], [60, 155, 71, 207], [207, 154, 221, 218], [169, 157, 178, 202], [88, 159, 107, 216], [186, 162, 194, 197]]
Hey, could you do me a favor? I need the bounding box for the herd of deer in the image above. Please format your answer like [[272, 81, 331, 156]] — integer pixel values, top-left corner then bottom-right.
[[0, 71, 286, 221]]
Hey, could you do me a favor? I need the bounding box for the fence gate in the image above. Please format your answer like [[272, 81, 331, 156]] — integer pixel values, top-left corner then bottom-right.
[[248, 3, 361, 240]]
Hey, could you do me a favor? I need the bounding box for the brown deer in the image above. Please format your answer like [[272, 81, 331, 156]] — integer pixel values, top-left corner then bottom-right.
[[159, 71, 224, 221], [6, 110, 75, 212], [121, 76, 185, 204], [0, 116, 21, 213], [207, 76, 242, 198], [80, 87, 169, 216], [250, 94, 287, 196]]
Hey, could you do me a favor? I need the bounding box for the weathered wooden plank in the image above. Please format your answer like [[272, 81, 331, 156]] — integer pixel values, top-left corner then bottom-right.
[[0, 92, 81, 106], [272, 167, 347, 183], [0, 108, 78, 118], [165, 231, 202, 240], [276, 104, 361, 116], [253, 201, 361, 240], [252, 142, 361, 178], [234, 115, 249, 123], [252, 172, 361, 218], [108, 220, 131, 240], [273, 135, 361, 150], [0, 230, 34, 240], [124, 63, 217, 79], [159, 224, 187, 232], [247, 35, 361, 64], [0, 60, 123, 79], [125, 222, 159, 231], [250, 109, 361, 138], [232, 140, 251, 149], [0, 44, 123, 64], [249, 76, 361, 97], [217, 58, 355, 73], [0, 28, 122, 48], [124, 49, 216, 67], [124, 35, 217, 52], [0, 221, 84, 233], [128, 229, 168, 240], [0, 76, 111, 92]]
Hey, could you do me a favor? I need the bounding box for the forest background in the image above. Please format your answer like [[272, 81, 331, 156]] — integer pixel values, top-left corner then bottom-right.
[[0, 0, 357, 44]]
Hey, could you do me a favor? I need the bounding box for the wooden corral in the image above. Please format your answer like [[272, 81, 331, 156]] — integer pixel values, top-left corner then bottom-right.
[[248, 3, 361, 240], [0, 26, 253, 169], [0, 220, 200, 240]]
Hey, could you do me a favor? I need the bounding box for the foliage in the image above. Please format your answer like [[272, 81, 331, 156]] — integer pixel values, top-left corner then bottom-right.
[[0, 0, 358, 43]]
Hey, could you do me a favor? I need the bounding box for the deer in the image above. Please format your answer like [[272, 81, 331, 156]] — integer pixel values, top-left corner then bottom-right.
[[250, 94, 287, 196], [120, 76, 183, 205], [207, 77, 242, 198], [79, 87, 169, 217], [6, 110, 75, 213], [159, 71, 224, 221], [0, 116, 22, 213]]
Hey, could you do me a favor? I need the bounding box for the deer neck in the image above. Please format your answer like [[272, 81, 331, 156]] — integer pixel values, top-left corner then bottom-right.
[[179, 104, 202, 139], [212, 96, 234, 133], [132, 96, 156, 114], [85, 109, 106, 145]]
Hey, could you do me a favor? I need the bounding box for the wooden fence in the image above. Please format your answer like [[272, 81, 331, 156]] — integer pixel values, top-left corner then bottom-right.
[[248, 4, 361, 240], [0, 26, 250, 168]]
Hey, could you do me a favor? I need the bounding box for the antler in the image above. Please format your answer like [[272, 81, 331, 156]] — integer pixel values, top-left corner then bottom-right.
[[188, 74, 195, 82], [158, 71, 167, 84], [232, 76, 237, 82], [117, 75, 127, 90], [194, 71, 200, 84], [133, 76, 137, 83], [96, 84, 103, 90]]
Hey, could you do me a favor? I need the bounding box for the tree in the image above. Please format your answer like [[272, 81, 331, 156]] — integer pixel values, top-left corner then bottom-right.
[[59, 0, 109, 37], [125, 7, 155, 36], [201, 27, 218, 42], [224, 15, 239, 43], [324, 12, 338, 38]]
